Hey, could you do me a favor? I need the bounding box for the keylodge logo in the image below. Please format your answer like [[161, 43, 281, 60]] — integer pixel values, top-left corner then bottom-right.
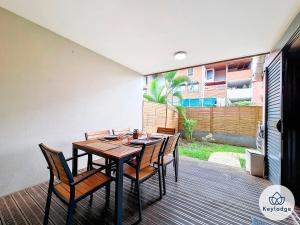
[[269, 192, 285, 205]]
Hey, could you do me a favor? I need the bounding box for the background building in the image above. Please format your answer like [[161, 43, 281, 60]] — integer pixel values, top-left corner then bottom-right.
[[144, 56, 265, 107]]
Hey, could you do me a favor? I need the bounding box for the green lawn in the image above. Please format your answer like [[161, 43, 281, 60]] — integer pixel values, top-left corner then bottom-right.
[[179, 142, 246, 167]]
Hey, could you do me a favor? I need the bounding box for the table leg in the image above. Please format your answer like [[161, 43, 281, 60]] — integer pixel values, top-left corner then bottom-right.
[[72, 146, 78, 176], [105, 159, 111, 207], [87, 154, 93, 171], [115, 159, 124, 225]]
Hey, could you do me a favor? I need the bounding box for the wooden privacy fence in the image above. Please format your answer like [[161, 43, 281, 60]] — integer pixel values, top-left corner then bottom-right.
[[142, 101, 262, 137], [179, 106, 262, 137], [143, 101, 178, 133]]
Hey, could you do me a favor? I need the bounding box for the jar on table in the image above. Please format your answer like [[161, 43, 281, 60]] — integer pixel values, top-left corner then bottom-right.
[[133, 129, 139, 139]]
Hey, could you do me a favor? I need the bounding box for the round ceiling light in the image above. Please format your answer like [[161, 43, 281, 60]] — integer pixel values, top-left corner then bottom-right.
[[174, 51, 187, 60]]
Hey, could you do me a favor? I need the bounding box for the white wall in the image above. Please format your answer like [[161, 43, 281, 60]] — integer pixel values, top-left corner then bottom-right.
[[0, 8, 143, 196]]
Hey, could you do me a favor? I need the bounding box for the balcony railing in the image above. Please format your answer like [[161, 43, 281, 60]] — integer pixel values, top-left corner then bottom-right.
[[227, 88, 252, 101]]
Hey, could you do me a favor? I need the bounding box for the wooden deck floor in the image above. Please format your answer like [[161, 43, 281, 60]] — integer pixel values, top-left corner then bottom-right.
[[0, 157, 299, 225]]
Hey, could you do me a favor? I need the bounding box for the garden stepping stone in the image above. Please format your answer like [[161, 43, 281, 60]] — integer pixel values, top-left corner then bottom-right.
[[208, 152, 242, 168]]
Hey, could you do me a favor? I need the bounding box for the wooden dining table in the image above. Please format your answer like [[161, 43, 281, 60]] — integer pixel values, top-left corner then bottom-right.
[[72, 137, 142, 225], [71, 132, 174, 224]]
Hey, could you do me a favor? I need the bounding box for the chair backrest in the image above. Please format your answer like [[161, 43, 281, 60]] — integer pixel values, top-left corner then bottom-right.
[[157, 127, 176, 135], [138, 139, 165, 170], [39, 143, 73, 184], [162, 133, 181, 156], [85, 130, 110, 140], [112, 128, 130, 135]]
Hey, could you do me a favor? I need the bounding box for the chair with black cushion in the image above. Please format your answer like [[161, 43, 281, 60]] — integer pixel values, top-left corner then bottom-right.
[[39, 143, 113, 225], [123, 139, 165, 223], [156, 133, 181, 195], [157, 127, 176, 135], [85, 130, 111, 170]]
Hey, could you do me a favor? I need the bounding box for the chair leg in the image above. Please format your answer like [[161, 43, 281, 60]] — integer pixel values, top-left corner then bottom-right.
[[66, 199, 75, 225], [130, 180, 134, 192], [136, 181, 142, 222], [158, 167, 162, 200], [174, 158, 178, 182], [164, 166, 167, 177], [89, 193, 93, 205], [43, 182, 53, 225], [162, 165, 166, 195], [105, 184, 110, 208]]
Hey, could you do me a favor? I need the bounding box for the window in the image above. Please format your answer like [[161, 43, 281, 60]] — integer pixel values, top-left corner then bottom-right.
[[205, 69, 214, 82], [187, 68, 194, 76], [188, 83, 199, 92], [178, 84, 186, 92]]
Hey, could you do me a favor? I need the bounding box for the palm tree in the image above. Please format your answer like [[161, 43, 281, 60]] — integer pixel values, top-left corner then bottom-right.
[[163, 71, 190, 104], [143, 71, 190, 126], [143, 79, 166, 104], [143, 71, 189, 104]]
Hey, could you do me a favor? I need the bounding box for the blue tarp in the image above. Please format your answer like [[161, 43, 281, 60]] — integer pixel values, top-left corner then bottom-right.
[[181, 98, 216, 107]]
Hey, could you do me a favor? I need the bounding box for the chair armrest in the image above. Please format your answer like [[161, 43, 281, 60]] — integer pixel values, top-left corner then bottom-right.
[[66, 152, 88, 161], [72, 167, 108, 186]]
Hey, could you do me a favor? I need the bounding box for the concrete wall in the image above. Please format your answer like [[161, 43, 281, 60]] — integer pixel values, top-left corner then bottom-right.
[[0, 8, 143, 196], [252, 80, 264, 106], [192, 131, 256, 148]]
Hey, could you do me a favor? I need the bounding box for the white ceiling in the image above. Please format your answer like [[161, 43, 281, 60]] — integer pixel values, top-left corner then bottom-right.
[[0, 0, 299, 75]]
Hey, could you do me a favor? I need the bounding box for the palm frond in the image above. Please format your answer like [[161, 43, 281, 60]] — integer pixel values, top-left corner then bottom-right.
[[158, 95, 167, 104], [163, 71, 177, 82], [157, 85, 165, 101], [143, 94, 155, 102], [172, 91, 183, 100], [149, 80, 158, 97], [176, 106, 187, 120], [171, 76, 190, 88]]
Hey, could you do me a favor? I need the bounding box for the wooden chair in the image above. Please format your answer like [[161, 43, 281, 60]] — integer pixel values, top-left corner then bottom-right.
[[39, 143, 112, 225], [157, 127, 176, 135], [112, 128, 131, 135], [123, 139, 165, 223], [156, 133, 181, 195], [85, 130, 111, 170]]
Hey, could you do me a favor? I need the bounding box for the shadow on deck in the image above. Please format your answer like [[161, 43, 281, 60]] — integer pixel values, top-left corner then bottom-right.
[[0, 157, 298, 225]]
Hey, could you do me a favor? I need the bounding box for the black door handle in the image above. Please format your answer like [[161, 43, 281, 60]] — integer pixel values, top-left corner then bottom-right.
[[276, 119, 282, 133]]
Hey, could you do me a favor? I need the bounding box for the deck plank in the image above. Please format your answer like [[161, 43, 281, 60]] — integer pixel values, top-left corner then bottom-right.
[[0, 157, 299, 225]]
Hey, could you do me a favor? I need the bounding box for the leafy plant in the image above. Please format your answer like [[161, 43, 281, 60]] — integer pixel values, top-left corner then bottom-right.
[[177, 106, 197, 141], [183, 118, 197, 141], [163, 71, 190, 102], [176, 105, 187, 120], [143, 72, 190, 127], [143, 79, 166, 103], [143, 71, 189, 104]]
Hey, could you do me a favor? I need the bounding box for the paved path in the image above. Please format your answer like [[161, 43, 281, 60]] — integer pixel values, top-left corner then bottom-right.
[[208, 152, 244, 168]]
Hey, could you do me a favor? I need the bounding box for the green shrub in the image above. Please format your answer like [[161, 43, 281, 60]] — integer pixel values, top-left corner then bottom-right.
[[183, 118, 197, 140]]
